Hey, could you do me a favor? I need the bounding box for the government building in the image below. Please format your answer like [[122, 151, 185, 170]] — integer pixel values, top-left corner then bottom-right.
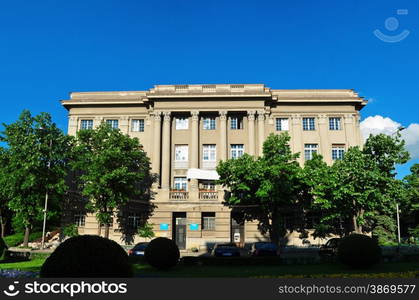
[[61, 84, 367, 249]]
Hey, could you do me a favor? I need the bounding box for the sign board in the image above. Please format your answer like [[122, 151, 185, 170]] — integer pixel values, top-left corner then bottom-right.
[[234, 232, 241, 243], [159, 223, 169, 230], [189, 224, 199, 231]]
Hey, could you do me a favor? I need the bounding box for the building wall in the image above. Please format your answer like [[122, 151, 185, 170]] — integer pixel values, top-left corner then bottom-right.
[[62, 84, 367, 249]]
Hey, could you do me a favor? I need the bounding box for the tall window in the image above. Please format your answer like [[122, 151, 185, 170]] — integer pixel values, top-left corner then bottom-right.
[[203, 144, 216, 161], [175, 117, 189, 130], [74, 214, 85, 227], [230, 144, 244, 159], [131, 119, 144, 132], [304, 144, 318, 160], [80, 119, 93, 130], [302, 117, 315, 131], [174, 177, 187, 190], [175, 145, 188, 161], [202, 212, 215, 231], [230, 116, 243, 130], [332, 145, 345, 160], [203, 117, 216, 130], [329, 117, 342, 130], [127, 212, 141, 229], [106, 119, 119, 129], [275, 118, 289, 131]]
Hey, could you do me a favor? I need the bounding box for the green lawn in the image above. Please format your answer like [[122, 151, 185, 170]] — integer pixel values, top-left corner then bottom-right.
[[1, 258, 418, 277]]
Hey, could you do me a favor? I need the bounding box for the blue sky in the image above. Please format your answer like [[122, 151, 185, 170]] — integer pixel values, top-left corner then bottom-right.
[[0, 0, 417, 177]]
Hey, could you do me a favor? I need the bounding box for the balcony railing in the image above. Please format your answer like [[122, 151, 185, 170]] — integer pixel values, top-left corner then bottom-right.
[[199, 190, 218, 200], [169, 190, 189, 200]]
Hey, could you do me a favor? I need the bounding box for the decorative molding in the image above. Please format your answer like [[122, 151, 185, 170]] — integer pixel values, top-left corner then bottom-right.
[[257, 110, 265, 121], [247, 110, 256, 121], [191, 110, 199, 121], [219, 110, 227, 121], [291, 114, 301, 125], [163, 111, 171, 122], [153, 111, 161, 122]]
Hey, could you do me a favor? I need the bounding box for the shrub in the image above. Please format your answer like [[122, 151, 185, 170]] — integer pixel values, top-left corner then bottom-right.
[[40, 235, 133, 277], [338, 234, 382, 268], [0, 237, 7, 257], [3, 231, 43, 247], [144, 237, 179, 270], [62, 224, 79, 237]]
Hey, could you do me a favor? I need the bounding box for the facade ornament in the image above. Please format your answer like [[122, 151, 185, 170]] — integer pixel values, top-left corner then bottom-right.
[[163, 111, 171, 122], [191, 110, 199, 121], [247, 110, 256, 121], [219, 110, 227, 121]]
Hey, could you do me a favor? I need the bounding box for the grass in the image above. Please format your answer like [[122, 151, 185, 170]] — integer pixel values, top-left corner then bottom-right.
[[3, 231, 43, 247], [1, 257, 418, 278]]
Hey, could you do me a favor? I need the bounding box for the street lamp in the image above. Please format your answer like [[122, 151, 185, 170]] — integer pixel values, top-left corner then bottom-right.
[[392, 126, 405, 247]]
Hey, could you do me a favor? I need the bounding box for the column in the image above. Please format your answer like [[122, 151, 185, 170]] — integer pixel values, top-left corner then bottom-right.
[[257, 110, 265, 156], [318, 114, 330, 163], [161, 111, 171, 190], [94, 116, 103, 129], [247, 111, 256, 156], [291, 114, 302, 164], [152, 112, 162, 183], [119, 116, 129, 134], [219, 110, 228, 161], [68, 116, 78, 136], [190, 111, 199, 193], [344, 114, 356, 147]]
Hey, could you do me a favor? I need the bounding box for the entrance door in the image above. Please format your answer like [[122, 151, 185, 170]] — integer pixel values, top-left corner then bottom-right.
[[173, 212, 187, 249]]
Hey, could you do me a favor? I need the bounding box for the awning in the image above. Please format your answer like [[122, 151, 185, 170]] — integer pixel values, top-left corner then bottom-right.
[[186, 168, 220, 180]]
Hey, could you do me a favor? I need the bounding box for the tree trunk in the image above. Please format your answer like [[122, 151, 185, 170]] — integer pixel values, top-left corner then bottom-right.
[[104, 224, 110, 239], [0, 213, 5, 238], [97, 224, 101, 236], [269, 209, 281, 246], [352, 214, 362, 234], [23, 226, 30, 247]]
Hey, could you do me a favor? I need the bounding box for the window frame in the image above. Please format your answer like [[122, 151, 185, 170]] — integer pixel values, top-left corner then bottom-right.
[[174, 145, 189, 162], [332, 145, 345, 160], [173, 177, 188, 191], [80, 119, 93, 130], [302, 117, 316, 131], [230, 144, 244, 159], [202, 212, 216, 231], [175, 117, 189, 130], [131, 119, 145, 132], [74, 214, 86, 227], [203, 117, 216, 130], [202, 144, 216, 161], [275, 118, 289, 131], [304, 144, 318, 160], [106, 119, 119, 129], [329, 117, 342, 130]]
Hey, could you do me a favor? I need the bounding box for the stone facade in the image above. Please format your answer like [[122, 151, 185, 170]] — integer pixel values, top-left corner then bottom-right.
[[61, 84, 367, 249]]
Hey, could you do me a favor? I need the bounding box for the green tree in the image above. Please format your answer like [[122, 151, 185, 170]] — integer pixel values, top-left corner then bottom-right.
[[402, 164, 419, 239], [0, 148, 13, 238], [137, 222, 155, 240], [217, 133, 302, 245], [72, 122, 154, 239], [0, 110, 73, 247]]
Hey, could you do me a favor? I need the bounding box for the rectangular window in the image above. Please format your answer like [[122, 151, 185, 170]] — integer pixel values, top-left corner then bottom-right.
[[230, 144, 244, 159], [74, 214, 85, 227], [106, 119, 119, 129], [329, 117, 342, 130], [175, 145, 188, 161], [203, 144, 216, 161], [174, 177, 187, 191], [127, 212, 141, 229], [175, 117, 189, 130], [275, 118, 289, 131], [203, 117, 216, 130], [230, 116, 243, 130], [131, 119, 145, 132], [80, 119, 93, 130], [332, 145, 345, 160], [302, 117, 315, 131], [304, 144, 318, 160], [202, 212, 215, 231]]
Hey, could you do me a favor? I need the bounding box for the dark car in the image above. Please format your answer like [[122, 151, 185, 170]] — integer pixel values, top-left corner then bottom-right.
[[128, 242, 149, 257], [249, 242, 280, 257], [318, 238, 340, 257], [211, 243, 241, 257]]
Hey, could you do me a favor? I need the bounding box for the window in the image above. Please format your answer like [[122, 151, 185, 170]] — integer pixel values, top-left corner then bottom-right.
[[203, 144, 216, 161], [175, 145, 188, 161], [175, 117, 189, 130], [304, 144, 318, 160], [230, 144, 244, 159], [203, 117, 216, 130], [200, 180, 216, 191], [302, 117, 315, 131], [332, 145, 345, 160], [275, 118, 289, 131], [230, 116, 243, 130], [329, 117, 341, 130], [127, 212, 141, 229], [80, 119, 93, 130], [202, 212, 215, 231], [74, 214, 85, 227], [131, 119, 144, 132], [106, 119, 119, 129], [174, 177, 187, 191]]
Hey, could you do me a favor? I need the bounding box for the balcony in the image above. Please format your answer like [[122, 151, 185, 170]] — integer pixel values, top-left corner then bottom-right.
[[199, 190, 218, 201], [169, 190, 189, 200]]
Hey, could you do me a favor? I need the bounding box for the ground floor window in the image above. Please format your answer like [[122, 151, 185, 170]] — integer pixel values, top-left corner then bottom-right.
[[74, 213, 85, 227], [127, 212, 142, 229], [202, 212, 216, 231]]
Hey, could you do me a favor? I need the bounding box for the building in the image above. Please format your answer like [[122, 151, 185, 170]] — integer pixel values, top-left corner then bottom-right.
[[61, 84, 367, 249]]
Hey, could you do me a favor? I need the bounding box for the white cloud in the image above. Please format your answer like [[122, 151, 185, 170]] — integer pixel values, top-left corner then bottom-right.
[[360, 115, 419, 159]]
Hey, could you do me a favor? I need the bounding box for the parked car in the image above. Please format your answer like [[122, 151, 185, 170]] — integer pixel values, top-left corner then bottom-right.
[[249, 242, 280, 257], [211, 243, 241, 257], [128, 242, 149, 257], [318, 238, 340, 257]]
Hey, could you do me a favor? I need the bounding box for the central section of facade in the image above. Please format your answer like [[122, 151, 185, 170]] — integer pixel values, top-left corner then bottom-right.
[[61, 84, 367, 249]]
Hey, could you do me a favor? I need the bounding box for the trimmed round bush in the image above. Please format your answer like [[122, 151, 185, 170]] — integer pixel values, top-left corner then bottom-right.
[[145, 237, 180, 270], [40, 235, 133, 277], [0, 237, 7, 257], [338, 234, 382, 269]]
